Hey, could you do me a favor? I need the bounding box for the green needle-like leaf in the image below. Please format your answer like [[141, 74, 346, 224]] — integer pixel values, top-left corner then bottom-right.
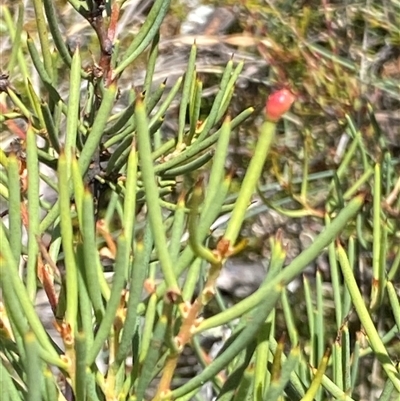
[[6, 154, 22, 263], [43, 0, 74, 69], [32, 0, 53, 82], [79, 82, 118, 175], [58, 152, 78, 335], [223, 119, 277, 247], [65, 47, 82, 172], [178, 43, 197, 144], [135, 98, 180, 294], [24, 332, 42, 401], [81, 189, 105, 321], [337, 242, 400, 392], [26, 126, 40, 302], [86, 234, 128, 366], [113, 0, 172, 76]]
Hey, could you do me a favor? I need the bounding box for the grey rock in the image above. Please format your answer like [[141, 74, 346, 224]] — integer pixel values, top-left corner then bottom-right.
[[216, 257, 266, 300]]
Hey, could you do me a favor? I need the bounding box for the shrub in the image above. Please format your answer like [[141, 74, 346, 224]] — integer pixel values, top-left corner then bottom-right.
[[0, 1, 399, 400]]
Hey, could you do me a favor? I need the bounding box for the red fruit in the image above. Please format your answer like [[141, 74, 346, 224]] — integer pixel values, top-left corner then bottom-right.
[[265, 89, 296, 122]]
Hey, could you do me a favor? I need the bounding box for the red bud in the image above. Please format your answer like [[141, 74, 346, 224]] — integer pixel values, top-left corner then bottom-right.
[[265, 89, 296, 122]]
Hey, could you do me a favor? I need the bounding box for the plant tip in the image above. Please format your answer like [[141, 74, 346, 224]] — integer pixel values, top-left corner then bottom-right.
[[265, 88, 296, 122]]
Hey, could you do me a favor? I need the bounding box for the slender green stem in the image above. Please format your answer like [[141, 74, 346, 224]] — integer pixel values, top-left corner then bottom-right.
[[44, 369, 59, 401], [197, 60, 233, 142], [0, 360, 24, 401], [343, 167, 374, 200], [337, 243, 400, 392], [196, 194, 365, 333], [202, 117, 231, 214], [0, 253, 60, 360], [136, 307, 169, 401], [348, 331, 360, 396], [1, 5, 28, 78], [75, 332, 87, 401], [387, 281, 400, 331], [104, 94, 135, 137], [379, 378, 396, 401], [370, 163, 384, 309], [188, 181, 219, 264], [182, 257, 202, 302], [187, 80, 203, 144], [0, 256, 29, 339], [24, 332, 42, 401], [144, 32, 160, 100], [315, 270, 325, 371], [135, 99, 179, 293], [114, 225, 153, 366], [253, 321, 273, 400], [26, 35, 52, 85], [139, 294, 158, 364], [7, 154, 22, 263], [342, 324, 351, 392], [136, 173, 230, 313], [153, 107, 254, 175], [326, 213, 342, 328], [303, 275, 315, 366], [264, 346, 301, 401], [79, 82, 117, 175], [172, 286, 283, 399], [6, 87, 32, 120], [317, 368, 356, 401], [123, 142, 138, 257], [178, 43, 197, 144], [148, 78, 182, 129], [303, 350, 330, 401], [65, 48, 82, 171], [333, 339, 342, 391], [32, 0, 53, 81], [76, 261, 94, 349], [300, 131, 310, 200], [86, 235, 128, 366], [6, 3, 24, 72], [113, 0, 171, 76], [162, 151, 214, 177], [26, 126, 40, 302], [71, 156, 84, 225], [220, 340, 257, 401], [81, 190, 105, 320], [223, 120, 277, 246], [26, 78, 45, 126], [145, 83, 166, 117], [280, 289, 298, 345], [41, 101, 61, 153], [58, 153, 78, 335], [215, 61, 244, 123], [169, 196, 186, 264], [43, 0, 74, 69]]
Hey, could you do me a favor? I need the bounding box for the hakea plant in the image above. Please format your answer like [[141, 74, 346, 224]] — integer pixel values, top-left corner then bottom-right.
[[1, 2, 400, 401]]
